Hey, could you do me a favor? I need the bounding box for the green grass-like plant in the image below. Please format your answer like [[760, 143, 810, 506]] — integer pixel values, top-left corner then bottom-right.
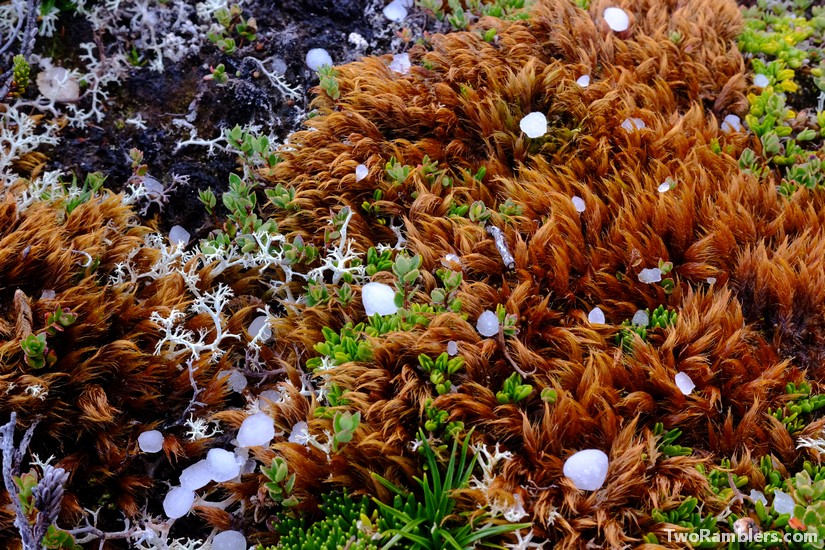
[[371, 428, 530, 549]]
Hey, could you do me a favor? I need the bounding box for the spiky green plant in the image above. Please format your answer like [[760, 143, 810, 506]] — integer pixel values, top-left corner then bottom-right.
[[372, 428, 530, 549]]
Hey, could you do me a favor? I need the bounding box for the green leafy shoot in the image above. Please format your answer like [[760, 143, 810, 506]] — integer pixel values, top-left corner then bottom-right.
[[261, 457, 298, 507], [332, 410, 361, 452]]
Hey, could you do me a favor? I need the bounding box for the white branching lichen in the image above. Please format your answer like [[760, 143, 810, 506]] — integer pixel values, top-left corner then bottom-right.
[[503, 528, 546, 549], [306, 207, 367, 285], [151, 283, 240, 362], [183, 415, 223, 442], [241, 56, 301, 100], [24, 384, 48, 400], [0, 105, 60, 187]]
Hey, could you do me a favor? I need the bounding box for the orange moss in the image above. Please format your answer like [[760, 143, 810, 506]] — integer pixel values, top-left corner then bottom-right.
[[255, 0, 825, 546], [0, 194, 247, 538], [1, 0, 822, 547]]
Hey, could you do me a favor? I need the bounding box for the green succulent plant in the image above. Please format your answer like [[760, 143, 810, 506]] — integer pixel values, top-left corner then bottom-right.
[[643, 497, 719, 548], [653, 422, 693, 458], [698, 460, 749, 501], [11, 54, 30, 96], [423, 399, 464, 440], [791, 470, 825, 548], [332, 410, 361, 452], [262, 490, 379, 550], [736, 0, 825, 200], [20, 332, 58, 370], [418, 352, 464, 396], [768, 382, 825, 435], [496, 373, 532, 405], [615, 305, 678, 353]]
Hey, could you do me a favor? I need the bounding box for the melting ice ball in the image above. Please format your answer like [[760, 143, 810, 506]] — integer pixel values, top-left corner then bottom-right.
[[476, 310, 500, 337], [519, 112, 548, 138], [750, 490, 768, 506], [37, 66, 81, 103], [212, 530, 247, 550], [288, 421, 311, 445], [603, 7, 630, 32], [306, 48, 333, 70], [206, 448, 241, 482], [658, 179, 675, 193], [180, 460, 213, 491], [721, 114, 743, 134], [576, 75, 591, 88], [588, 307, 605, 324], [674, 372, 695, 395], [237, 412, 276, 448], [362, 282, 399, 316], [142, 176, 164, 200], [163, 487, 195, 519], [138, 430, 163, 453], [228, 370, 248, 393], [169, 225, 190, 246], [383, 0, 408, 22], [447, 340, 458, 356], [248, 315, 271, 341], [389, 53, 411, 74], [563, 449, 609, 491], [260, 389, 282, 404], [621, 117, 646, 132], [444, 253, 461, 265], [272, 58, 287, 75], [773, 490, 795, 515], [355, 164, 369, 182], [631, 310, 649, 327], [638, 268, 663, 284]]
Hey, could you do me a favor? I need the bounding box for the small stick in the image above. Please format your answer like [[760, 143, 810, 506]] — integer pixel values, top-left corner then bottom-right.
[[498, 329, 535, 378], [486, 225, 515, 270]]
